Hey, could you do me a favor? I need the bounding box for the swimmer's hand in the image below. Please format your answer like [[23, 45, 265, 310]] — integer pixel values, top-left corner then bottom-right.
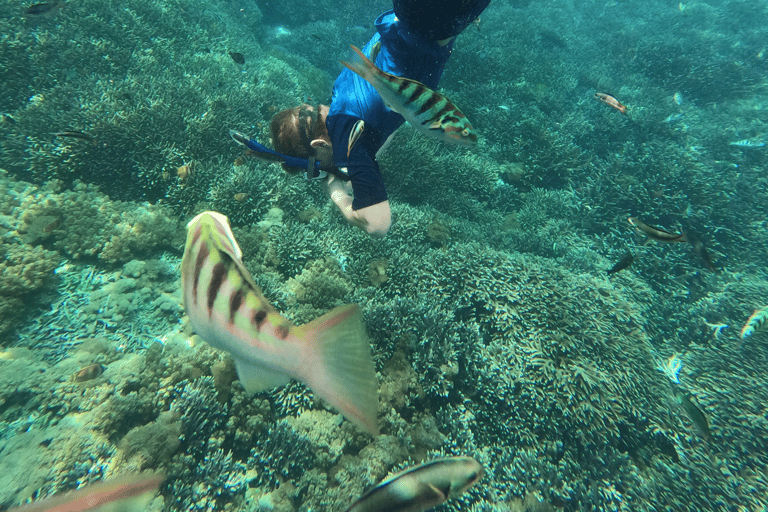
[[324, 176, 390, 237], [325, 175, 354, 212]]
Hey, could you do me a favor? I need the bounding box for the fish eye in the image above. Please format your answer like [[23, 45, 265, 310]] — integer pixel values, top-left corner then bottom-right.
[[462, 129, 469, 136], [468, 471, 479, 481]]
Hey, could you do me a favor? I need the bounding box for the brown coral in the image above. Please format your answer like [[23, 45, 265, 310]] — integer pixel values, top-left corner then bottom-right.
[[426, 219, 451, 248], [0, 243, 60, 334], [367, 258, 389, 287]]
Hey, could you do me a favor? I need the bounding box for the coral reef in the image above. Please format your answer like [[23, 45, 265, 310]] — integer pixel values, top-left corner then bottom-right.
[[2, 175, 179, 263], [1, 0, 768, 511], [0, 0, 330, 219], [0, 243, 60, 334]]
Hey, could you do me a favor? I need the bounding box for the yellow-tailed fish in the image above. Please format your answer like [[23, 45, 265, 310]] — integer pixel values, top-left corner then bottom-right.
[[181, 211, 379, 435], [344, 456, 483, 512], [741, 305, 768, 340], [8, 472, 165, 512], [340, 45, 478, 146]]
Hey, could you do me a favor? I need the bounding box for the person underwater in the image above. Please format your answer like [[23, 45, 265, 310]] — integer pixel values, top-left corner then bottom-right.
[[236, 0, 490, 238]]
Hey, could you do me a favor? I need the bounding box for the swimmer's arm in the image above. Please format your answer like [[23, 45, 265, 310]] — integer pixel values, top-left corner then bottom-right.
[[324, 175, 391, 237]]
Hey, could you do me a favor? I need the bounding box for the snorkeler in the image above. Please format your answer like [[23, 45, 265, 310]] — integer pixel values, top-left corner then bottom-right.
[[238, 0, 491, 238]]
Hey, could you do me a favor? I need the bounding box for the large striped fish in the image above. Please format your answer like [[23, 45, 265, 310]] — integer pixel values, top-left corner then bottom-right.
[[340, 44, 477, 146], [181, 211, 379, 435]]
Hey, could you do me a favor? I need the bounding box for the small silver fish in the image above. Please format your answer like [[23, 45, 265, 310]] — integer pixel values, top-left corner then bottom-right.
[[663, 113, 684, 124], [730, 139, 765, 147], [181, 211, 379, 435], [345, 456, 483, 512], [340, 45, 477, 146]]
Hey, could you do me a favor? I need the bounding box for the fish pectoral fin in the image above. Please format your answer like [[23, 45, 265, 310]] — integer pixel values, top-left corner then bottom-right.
[[429, 121, 443, 130], [234, 358, 292, 393], [419, 482, 448, 501]]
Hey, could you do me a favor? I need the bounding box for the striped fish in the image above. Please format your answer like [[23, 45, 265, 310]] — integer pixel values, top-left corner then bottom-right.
[[741, 305, 768, 340], [181, 211, 379, 435], [340, 45, 477, 146], [8, 472, 164, 512], [345, 456, 483, 512]]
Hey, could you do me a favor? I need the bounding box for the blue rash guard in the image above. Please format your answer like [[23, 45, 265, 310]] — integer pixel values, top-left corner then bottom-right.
[[326, 9, 453, 211]]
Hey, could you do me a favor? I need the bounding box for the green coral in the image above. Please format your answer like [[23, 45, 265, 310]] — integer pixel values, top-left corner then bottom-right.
[[0, 0, 318, 216], [377, 127, 500, 221]]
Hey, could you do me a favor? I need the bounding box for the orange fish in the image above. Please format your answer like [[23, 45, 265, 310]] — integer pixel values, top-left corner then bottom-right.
[[594, 92, 628, 114]]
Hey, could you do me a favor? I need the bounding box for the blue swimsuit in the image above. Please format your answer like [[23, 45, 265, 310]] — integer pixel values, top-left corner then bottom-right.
[[326, 10, 453, 210]]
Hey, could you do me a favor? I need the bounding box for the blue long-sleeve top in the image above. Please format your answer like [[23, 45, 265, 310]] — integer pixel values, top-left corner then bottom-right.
[[326, 9, 453, 210]]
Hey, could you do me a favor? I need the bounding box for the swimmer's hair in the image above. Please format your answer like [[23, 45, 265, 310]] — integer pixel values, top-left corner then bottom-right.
[[270, 104, 330, 175]]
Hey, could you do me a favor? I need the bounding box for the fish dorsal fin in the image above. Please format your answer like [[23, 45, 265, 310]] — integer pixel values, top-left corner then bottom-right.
[[195, 211, 243, 260], [369, 40, 382, 63], [234, 357, 292, 393], [199, 213, 263, 291]]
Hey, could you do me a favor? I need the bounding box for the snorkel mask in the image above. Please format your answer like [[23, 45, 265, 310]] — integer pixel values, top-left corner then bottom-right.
[[229, 130, 328, 180]]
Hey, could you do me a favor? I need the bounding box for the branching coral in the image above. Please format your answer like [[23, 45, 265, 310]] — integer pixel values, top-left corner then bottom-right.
[[1, 0, 767, 511]]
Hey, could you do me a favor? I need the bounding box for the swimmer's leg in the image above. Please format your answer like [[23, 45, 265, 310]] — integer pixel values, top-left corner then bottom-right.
[[392, 0, 491, 40]]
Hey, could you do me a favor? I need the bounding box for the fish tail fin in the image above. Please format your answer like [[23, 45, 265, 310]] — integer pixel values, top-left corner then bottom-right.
[[340, 45, 378, 83], [296, 304, 379, 435]]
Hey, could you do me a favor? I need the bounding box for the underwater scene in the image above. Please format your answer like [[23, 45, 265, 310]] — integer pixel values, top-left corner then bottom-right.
[[1, 0, 768, 510]]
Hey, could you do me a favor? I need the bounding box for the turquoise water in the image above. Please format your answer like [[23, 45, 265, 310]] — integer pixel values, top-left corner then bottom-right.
[[1, 0, 767, 510]]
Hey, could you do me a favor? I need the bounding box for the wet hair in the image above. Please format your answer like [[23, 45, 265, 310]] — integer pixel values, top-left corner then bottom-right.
[[269, 104, 330, 174]]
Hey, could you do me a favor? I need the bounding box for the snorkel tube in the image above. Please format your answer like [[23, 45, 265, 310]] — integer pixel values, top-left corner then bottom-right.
[[229, 130, 328, 180]]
